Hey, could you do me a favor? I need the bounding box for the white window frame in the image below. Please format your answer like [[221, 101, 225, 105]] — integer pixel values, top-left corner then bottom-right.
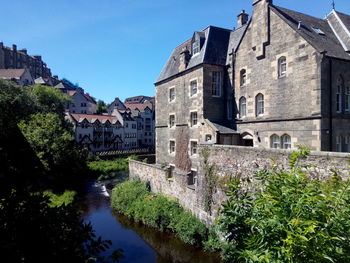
[[239, 97, 247, 118], [256, 93, 264, 116], [211, 71, 222, 97], [270, 134, 280, 149], [190, 112, 198, 127], [281, 134, 291, 149], [169, 114, 175, 128], [190, 140, 198, 156], [169, 140, 176, 154], [190, 79, 198, 96], [192, 40, 200, 55], [278, 57, 287, 77], [169, 87, 175, 102]]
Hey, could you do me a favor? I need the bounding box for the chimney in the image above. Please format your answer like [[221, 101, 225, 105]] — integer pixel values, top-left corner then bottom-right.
[[12, 44, 17, 52], [178, 46, 190, 72], [0, 42, 3, 49], [20, 49, 27, 55], [237, 10, 249, 27], [53, 75, 58, 79]]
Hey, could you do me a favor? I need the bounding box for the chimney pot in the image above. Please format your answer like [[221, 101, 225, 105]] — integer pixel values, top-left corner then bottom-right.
[[12, 44, 17, 51], [237, 10, 249, 27]]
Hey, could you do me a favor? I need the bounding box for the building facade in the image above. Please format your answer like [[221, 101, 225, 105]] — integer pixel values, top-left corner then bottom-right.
[[67, 88, 97, 114], [155, 0, 350, 176], [0, 42, 52, 80]]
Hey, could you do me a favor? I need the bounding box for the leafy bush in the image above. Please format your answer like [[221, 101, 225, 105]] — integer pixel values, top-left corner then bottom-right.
[[88, 158, 129, 181], [43, 190, 76, 208], [215, 147, 350, 262], [111, 180, 208, 245]]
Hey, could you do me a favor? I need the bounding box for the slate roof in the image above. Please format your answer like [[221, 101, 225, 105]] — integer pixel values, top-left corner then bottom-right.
[[124, 95, 154, 104], [156, 26, 234, 84], [125, 103, 153, 111], [70, 113, 120, 124], [226, 24, 248, 65], [272, 6, 350, 60], [0, 69, 25, 79]]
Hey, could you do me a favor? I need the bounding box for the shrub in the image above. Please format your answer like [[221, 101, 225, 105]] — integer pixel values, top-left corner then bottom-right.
[[111, 180, 208, 246], [88, 157, 129, 180], [215, 147, 350, 262]]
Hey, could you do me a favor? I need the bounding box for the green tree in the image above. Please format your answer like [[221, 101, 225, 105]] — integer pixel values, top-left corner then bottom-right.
[[96, 99, 108, 114], [30, 84, 71, 117]]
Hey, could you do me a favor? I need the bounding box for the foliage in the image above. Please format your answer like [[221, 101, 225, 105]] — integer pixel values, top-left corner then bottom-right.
[[30, 84, 72, 117], [111, 180, 208, 245], [201, 146, 218, 214], [214, 147, 350, 262], [44, 190, 77, 208], [96, 100, 108, 114], [88, 158, 129, 181], [18, 112, 89, 189]]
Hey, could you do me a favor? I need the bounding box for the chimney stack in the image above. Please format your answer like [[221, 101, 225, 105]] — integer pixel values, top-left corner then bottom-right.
[[20, 49, 27, 55], [12, 44, 17, 52], [253, 0, 272, 5], [237, 10, 249, 27], [178, 46, 190, 72], [0, 42, 3, 49]]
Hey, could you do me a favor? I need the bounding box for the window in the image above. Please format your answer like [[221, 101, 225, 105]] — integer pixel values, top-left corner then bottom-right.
[[256, 93, 264, 116], [190, 80, 198, 96], [345, 87, 350, 112], [169, 140, 175, 153], [336, 76, 344, 113], [239, 97, 247, 118], [270, 134, 280, 149], [345, 136, 350, 152], [190, 112, 198, 127], [211, 72, 222, 97], [192, 40, 200, 55], [281, 134, 291, 149], [169, 114, 175, 127], [312, 27, 325, 35], [169, 87, 175, 102], [278, 56, 287, 77], [187, 170, 197, 189], [336, 136, 342, 152], [190, 141, 198, 155], [240, 69, 246, 86], [205, 134, 212, 142], [132, 124, 136, 129]]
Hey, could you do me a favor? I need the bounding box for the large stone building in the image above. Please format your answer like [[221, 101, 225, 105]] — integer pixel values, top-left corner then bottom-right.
[[0, 42, 52, 80], [155, 0, 350, 176]]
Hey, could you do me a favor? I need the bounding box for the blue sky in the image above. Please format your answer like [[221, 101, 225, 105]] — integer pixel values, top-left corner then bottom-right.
[[1, 0, 349, 103]]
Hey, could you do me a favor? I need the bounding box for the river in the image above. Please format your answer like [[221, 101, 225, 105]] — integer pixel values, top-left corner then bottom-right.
[[80, 181, 222, 263]]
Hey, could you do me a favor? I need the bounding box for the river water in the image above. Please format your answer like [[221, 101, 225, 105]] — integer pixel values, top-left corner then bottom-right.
[[80, 181, 222, 263]]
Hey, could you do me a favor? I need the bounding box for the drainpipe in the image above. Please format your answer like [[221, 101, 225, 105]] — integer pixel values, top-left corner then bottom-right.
[[329, 57, 333, 151]]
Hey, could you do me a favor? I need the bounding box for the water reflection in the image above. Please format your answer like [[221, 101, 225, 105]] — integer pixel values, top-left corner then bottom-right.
[[81, 181, 221, 263]]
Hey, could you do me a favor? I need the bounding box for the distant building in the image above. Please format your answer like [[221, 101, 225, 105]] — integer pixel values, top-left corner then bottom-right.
[[124, 95, 154, 104], [67, 88, 97, 114], [66, 111, 138, 152], [0, 68, 34, 86], [0, 42, 52, 80], [107, 97, 127, 115]]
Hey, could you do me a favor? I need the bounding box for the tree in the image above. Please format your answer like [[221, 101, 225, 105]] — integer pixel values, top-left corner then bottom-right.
[[96, 99, 108, 114], [18, 112, 89, 189], [30, 84, 72, 117]]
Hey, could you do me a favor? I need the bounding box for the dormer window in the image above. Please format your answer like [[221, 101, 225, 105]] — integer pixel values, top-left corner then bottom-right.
[[312, 27, 325, 36], [192, 40, 200, 55]]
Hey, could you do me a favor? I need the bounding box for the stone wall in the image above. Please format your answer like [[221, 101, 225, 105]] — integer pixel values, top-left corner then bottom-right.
[[129, 145, 350, 225]]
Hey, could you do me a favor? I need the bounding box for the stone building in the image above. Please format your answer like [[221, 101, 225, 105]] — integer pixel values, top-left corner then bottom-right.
[[0, 68, 34, 86], [0, 42, 52, 80], [155, 0, 350, 177], [66, 88, 97, 114]]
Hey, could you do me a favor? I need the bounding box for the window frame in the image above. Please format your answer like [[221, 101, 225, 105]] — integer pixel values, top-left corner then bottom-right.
[[190, 140, 198, 156], [278, 56, 287, 77], [345, 86, 350, 112], [169, 114, 175, 128], [190, 79, 198, 96], [211, 71, 223, 97], [255, 93, 264, 117], [169, 87, 176, 102], [190, 112, 198, 127], [239, 96, 247, 118], [169, 140, 176, 154], [270, 134, 280, 149], [281, 134, 292, 149], [240, 69, 246, 87], [192, 40, 200, 55]]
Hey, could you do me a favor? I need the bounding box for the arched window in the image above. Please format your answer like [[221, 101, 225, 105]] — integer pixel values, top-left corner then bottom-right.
[[240, 69, 246, 87], [281, 134, 291, 149], [239, 97, 247, 118], [278, 56, 287, 77], [345, 86, 350, 112], [255, 93, 264, 116], [336, 75, 344, 113], [270, 134, 280, 149]]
